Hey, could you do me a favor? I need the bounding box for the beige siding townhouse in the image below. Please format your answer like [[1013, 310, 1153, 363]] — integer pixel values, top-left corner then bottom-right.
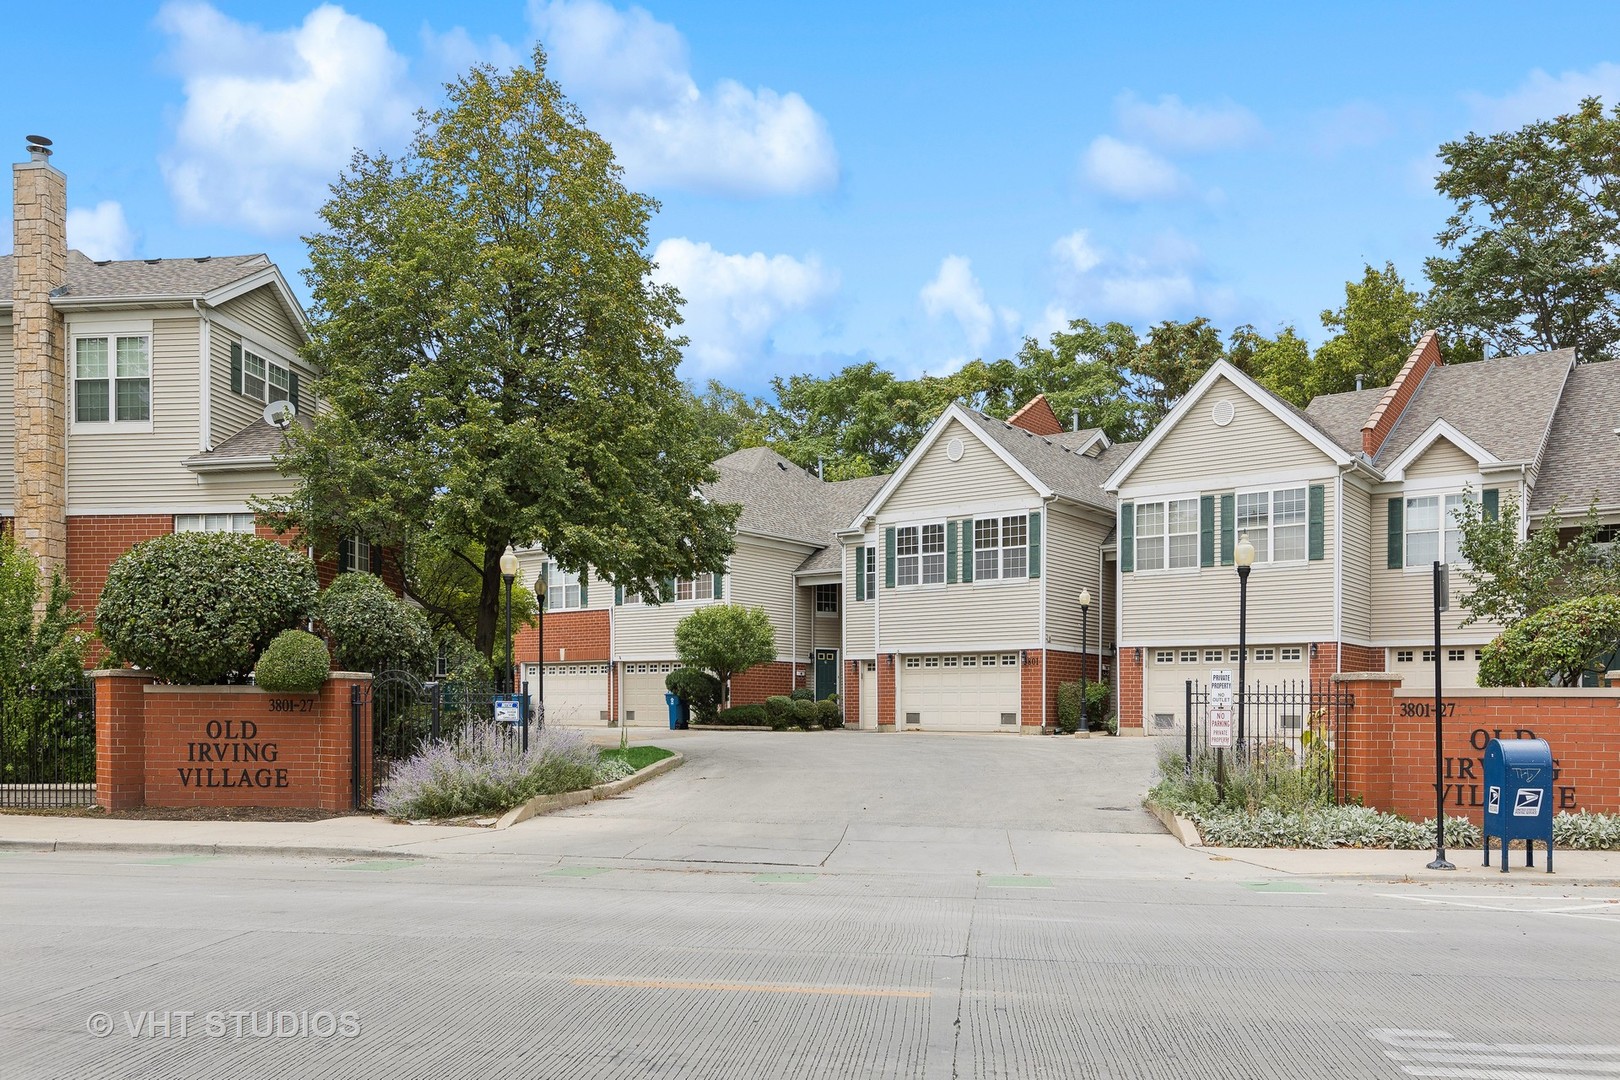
[[515, 446, 883, 726], [1, 139, 339, 618], [1104, 329, 1616, 734], [840, 395, 1124, 732]]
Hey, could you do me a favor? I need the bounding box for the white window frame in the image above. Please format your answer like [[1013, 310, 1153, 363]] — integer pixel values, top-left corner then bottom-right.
[[864, 547, 876, 600], [1134, 497, 1199, 572], [175, 513, 255, 534], [974, 514, 1030, 581], [1404, 490, 1472, 571], [896, 523, 946, 587], [1254, 648, 1276, 662], [541, 561, 583, 611], [239, 339, 294, 405], [1280, 647, 1302, 662], [1234, 485, 1308, 564], [1396, 649, 1414, 663], [1447, 648, 1466, 662], [340, 536, 373, 575], [1203, 649, 1222, 662], [1154, 650, 1174, 664], [70, 320, 153, 433], [1179, 649, 1197, 663]]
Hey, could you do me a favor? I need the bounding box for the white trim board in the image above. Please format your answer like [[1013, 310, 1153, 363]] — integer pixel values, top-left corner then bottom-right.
[[1379, 420, 1503, 481]]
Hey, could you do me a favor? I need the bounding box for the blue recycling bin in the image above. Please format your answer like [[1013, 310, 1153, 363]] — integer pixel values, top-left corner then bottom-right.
[[1483, 737, 1554, 874], [664, 692, 689, 730]]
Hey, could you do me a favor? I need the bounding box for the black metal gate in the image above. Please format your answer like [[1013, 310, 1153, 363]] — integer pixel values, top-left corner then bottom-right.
[[0, 684, 96, 809], [351, 671, 502, 808], [1183, 679, 1354, 803]]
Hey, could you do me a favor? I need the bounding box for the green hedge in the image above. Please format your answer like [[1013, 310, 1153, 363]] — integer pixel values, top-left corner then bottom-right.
[[1056, 680, 1112, 734], [254, 630, 331, 693], [712, 703, 769, 726], [316, 572, 432, 674]]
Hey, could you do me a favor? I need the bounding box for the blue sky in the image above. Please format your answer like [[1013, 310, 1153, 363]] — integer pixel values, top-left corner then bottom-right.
[[7, 2, 1620, 396]]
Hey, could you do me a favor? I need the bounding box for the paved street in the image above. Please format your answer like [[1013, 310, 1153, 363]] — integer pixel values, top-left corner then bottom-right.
[[4, 732, 1619, 1078]]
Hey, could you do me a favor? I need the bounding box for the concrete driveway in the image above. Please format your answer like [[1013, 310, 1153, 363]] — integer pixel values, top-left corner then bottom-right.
[[526, 728, 1173, 875]]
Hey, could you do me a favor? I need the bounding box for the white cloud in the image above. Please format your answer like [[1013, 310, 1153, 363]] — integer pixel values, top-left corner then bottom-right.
[[1080, 136, 1186, 201], [530, 0, 838, 196], [920, 255, 997, 352], [156, 2, 416, 234], [419, 25, 524, 84], [651, 238, 839, 375], [1045, 227, 1235, 325], [1114, 92, 1263, 152], [1467, 61, 1620, 129], [67, 202, 135, 261], [1052, 229, 1103, 275]]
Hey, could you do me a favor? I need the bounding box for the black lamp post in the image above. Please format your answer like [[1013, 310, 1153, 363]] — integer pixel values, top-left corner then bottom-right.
[[500, 546, 519, 696], [1077, 587, 1091, 738], [1234, 532, 1255, 757], [534, 574, 547, 731]]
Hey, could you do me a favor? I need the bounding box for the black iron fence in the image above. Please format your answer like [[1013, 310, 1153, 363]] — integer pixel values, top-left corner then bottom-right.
[[1, 684, 96, 808], [353, 671, 511, 809], [1183, 679, 1353, 803]]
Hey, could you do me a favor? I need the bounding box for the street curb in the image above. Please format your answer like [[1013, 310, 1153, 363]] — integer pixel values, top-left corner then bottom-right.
[[1144, 800, 1204, 847], [494, 752, 685, 830], [0, 839, 419, 860]]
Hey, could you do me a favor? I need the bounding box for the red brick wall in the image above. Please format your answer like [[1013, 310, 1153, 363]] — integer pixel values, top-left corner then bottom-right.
[[843, 659, 861, 726], [1118, 646, 1145, 733], [878, 653, 896, 728], [523, 610, 609, 663], [94, 672, 369, 811], [66, 514, 174, 618], [1336, 673, 1620, 819], [730, 661, 795, 705], [1362, 331, 1440, 457]]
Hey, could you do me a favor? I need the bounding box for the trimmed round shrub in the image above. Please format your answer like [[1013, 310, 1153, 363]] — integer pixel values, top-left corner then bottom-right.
[[315, 572, 432, 674], [666, 667, 722, 722], [714, 703, 769, 726], [254, 630, 332, 693], [764, 695, 795, 730], [791, 697, 818, 730], [96, 533, 317, 684], [815, 698, 843, 729], [789, 687, 814, 702]]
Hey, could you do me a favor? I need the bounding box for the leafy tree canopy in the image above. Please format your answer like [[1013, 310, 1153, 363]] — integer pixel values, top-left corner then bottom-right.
[[673, 604, 776, 703], [1478, 594, 1620, 687], [0, 531, 86, 695], [1426, 96, 1620, 361], [263, 48, 737, 658], [1453, 489, 1620, 628]]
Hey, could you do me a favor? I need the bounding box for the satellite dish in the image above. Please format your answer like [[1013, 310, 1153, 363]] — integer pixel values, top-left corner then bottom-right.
[[262, 400, 296, 430]]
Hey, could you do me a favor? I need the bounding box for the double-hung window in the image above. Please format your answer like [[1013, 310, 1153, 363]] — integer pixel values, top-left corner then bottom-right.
[[239, 345, 292, 404], [340, 537, 372, 575], [974, 515, 1029, 580], [74, 333, 150, 424], [674, 575, 714, 602], [1405, 493, 1470, 566], [864, 548, 876, 600], [1134, 498, 1199, 571], [541, 561, 582, 610], [1236, 486, 1308, 563], [815, 584, 839, 613], [175, 513, 255, 534], [896, 524, 946, 586]]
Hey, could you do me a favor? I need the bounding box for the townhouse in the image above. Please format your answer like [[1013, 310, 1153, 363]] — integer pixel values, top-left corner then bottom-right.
[[0, 139, 366, 616], [514, 446, 884, 726], [1104, 330, 1620, 733]]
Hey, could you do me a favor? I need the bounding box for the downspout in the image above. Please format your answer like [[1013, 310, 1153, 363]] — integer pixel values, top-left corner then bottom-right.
[[1039, 496, 1052, 731], [1334, 471, 1344, 675], [192, 300, 212, 453]]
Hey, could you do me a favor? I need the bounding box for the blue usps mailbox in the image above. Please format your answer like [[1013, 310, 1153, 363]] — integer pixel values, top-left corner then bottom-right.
[[1482, 737, 1554, 874]]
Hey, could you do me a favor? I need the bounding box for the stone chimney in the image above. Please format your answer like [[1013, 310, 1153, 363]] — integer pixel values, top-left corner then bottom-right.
[[11, 135, 68, 576]]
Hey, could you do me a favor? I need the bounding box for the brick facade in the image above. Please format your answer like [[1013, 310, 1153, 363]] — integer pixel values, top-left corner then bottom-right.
[[1335, 673, 1620, 819], [1361, 331, 1440, 457], [877, 654, 896, 727], [94, 671, 371, 812], [66, 514, 175, 619], [729, 660, 799, 705], [1007, 393, 1064, 436], [843, 659, 861, 726], [1118, 646, 1145, 733], [519, 609, 610, 664]]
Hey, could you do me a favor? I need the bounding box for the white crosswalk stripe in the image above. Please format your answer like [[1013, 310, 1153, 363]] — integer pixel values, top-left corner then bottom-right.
[[1371, 1029, 1620, 1079]]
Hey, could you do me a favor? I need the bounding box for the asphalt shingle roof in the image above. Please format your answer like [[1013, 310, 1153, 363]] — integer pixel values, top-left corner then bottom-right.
[[183, 418, 294, 468], [0, 250, 274, 306], [957, 410, 1133, 512], [1370, 350, 1573, 467], [1303, 387, 1387, 455], [703, 447, 887, 573], [1530, 359, 1620, 514]]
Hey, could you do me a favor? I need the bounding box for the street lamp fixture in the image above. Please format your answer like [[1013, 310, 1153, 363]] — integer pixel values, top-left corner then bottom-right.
[[1077, 588, 1091, 738], [533, 573, 547, 732], [1234, 533, 1255, 755], [500, 546, 519, 697]]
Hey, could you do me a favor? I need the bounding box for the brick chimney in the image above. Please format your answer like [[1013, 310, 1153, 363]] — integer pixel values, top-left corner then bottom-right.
[[1361, 330, 1441, 459], [11, 135, 68, 576], [1007, 393, 1063, 436]]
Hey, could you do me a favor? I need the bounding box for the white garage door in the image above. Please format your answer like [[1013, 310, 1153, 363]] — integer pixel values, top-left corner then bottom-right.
[[898, 653, 1020, 731], [1387, 646, 1482, 691], [1143, 646, 1310, 734], [621, 661, 677, 727], [529, 663, 609, 727]]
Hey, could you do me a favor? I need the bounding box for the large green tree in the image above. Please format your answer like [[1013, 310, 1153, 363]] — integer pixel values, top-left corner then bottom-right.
[[268, 49, 737, 658], [1313, 263, 1430, 396], [1452, 489, 1620, 628], [1426, 96, 1620, 362]]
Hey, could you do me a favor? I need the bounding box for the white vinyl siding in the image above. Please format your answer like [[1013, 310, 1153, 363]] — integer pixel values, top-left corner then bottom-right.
[[211, 287, 309, 446], [843, 542, 876, 658], [1044, 503, 1113, 653], [1404, 438, 1478, 480], [614, 537, 804, 661], [1127, 375, 1328, 488], [1370, 490, 1500, 642], [881, 564, 1039, 647], [1340, 483, 1373, 643], [881, 418, 1040, 515]]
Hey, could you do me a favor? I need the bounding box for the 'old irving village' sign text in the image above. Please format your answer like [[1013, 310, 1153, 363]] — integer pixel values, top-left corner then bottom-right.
[[1445, 725, 1577, 811], [176, 718, 291, 790]]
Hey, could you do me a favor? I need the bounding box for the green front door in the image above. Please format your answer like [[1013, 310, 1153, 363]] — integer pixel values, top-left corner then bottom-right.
[[815, 649, 839, 700]]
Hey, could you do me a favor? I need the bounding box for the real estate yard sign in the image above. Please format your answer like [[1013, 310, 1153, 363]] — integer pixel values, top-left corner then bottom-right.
[[1208, 669, 1233, 749]]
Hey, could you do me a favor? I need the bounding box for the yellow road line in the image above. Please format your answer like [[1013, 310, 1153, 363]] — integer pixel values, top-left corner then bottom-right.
[[571, 978, 929, 999]]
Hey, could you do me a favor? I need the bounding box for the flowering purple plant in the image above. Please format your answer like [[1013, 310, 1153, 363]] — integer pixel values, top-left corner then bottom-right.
[[376, 721, 600, 819]]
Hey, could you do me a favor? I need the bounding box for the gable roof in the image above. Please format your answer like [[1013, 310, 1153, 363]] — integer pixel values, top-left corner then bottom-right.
[[957, 409, 1130, 513], [1301, 387, 1388, 454], [1529, 359, 1620, 515], [0, 250, 308, 341], [1103, 359, 1358, 492], [706, 446, 887, 553]]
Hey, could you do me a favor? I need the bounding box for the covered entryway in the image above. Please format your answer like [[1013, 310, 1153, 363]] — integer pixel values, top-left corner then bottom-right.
[[530, 663, 609, 726], [897, 652, 1021, 731], [621, 661, 676, 726], [814, 649, 839, 700]]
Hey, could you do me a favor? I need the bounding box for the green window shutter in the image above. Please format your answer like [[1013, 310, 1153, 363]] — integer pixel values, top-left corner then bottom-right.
[[662, 577, 675, 604], [1482, 488, 1499, 521], [946, 520, 959, 584], [885, 527, 896, 588], [614, 585, 623, 606], [1308, 484, 1326, 561], [1220, 494, 1235, 566], [1028, 511, 1042, 579], [962, 519, 974, 583], [578, 574, 588, 608], [712, 572, 723, 599], [288, 370, 300, 414], [1199, 495, 1215, 568], [1120, 503, 1134, 574], [230, 342, 243, 395], [854, 545, 866, 602], [1387, 498, 1404, 569]]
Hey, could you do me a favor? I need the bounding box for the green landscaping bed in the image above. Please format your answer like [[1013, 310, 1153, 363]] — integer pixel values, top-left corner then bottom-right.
[[598, 746, 675, 771]]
